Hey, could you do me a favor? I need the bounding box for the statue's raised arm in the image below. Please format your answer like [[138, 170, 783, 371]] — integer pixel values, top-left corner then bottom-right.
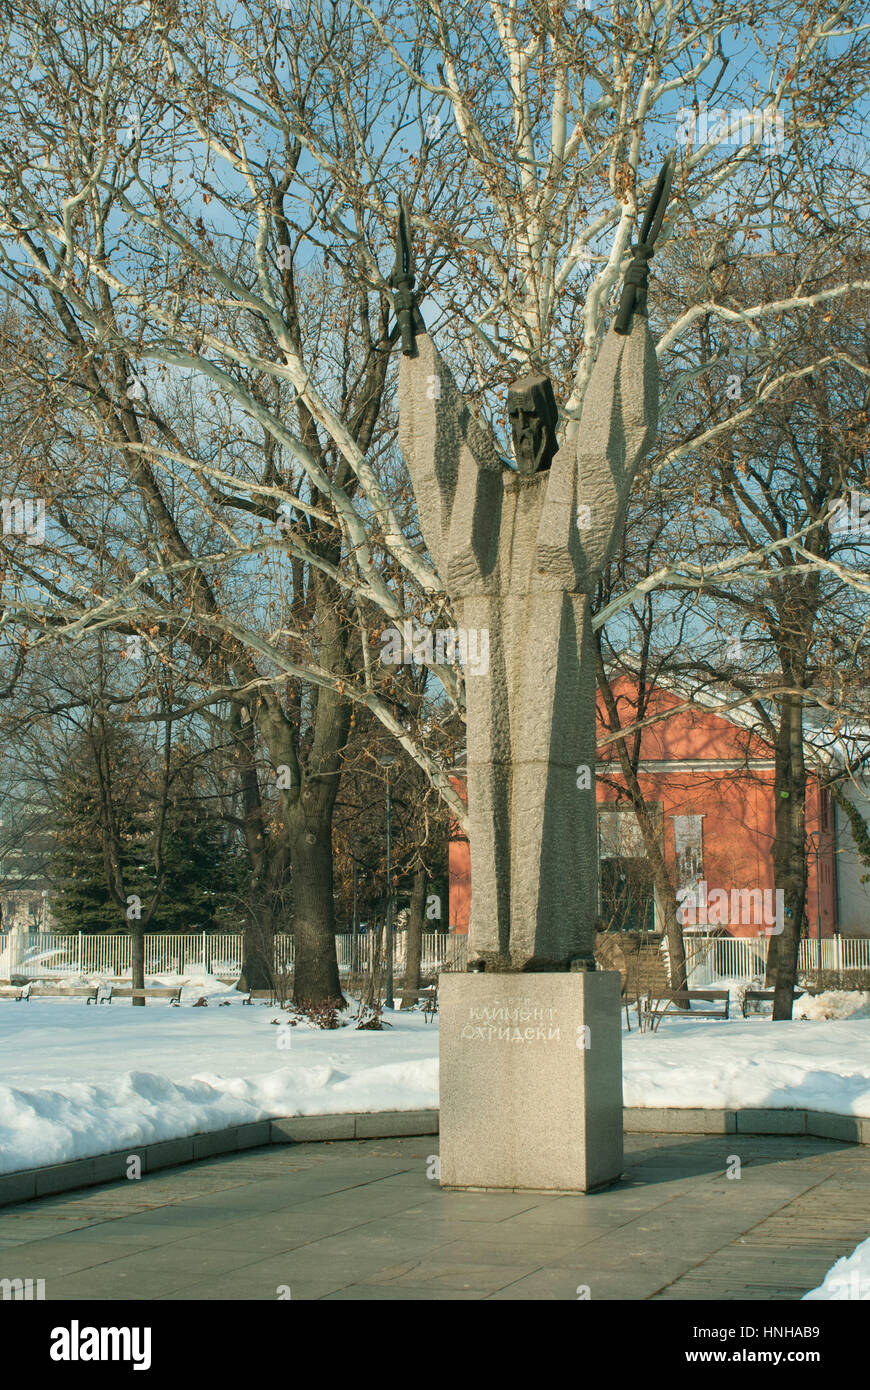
[[536, 154, 674, 588], [394, 202, 506, 596]]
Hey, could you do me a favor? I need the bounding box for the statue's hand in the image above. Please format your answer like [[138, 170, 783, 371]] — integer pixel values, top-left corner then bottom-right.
[[614, 154, 674, 335], [615, 242, 654, 333], [391, 197, 426, 355], [389, 272, 426, 356]]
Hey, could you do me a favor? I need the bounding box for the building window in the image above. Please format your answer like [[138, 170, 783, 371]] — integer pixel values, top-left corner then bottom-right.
[[672, 814, 705, 893], [598, 806, 658, 933]]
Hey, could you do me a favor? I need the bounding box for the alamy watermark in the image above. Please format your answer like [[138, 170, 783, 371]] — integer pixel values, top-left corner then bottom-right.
[[1, 496, 45, 545], [828, 491, 870, 537], [126, 367, 146, 400], [379, 619, 490, 677], [677, 882, 784, 935], [676, 102, 785, 152], [50, 1323, 151, 1370], [823, 1269, 870, 1299], [1, 1276, 45, 1300]]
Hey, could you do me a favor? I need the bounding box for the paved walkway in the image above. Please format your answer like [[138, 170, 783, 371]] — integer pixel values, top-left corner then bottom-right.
[[1, 1133, 868, 1300]]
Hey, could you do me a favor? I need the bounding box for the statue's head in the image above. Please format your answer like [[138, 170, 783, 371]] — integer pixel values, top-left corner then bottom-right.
[[507, 373, 559, 475]]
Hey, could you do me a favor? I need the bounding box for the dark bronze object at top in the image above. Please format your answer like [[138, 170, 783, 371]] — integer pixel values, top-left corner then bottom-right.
[[614, 152, 675, 335], [390, 195, 426, 357]]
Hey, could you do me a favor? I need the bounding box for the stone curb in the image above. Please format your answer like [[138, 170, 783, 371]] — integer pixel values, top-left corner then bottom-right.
[[0, 1106, 866, 1208], [623, 1106, 870, 1142]]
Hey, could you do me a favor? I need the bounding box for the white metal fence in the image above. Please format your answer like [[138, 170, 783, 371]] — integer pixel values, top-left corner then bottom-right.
[[333, 933, 466, 974], [2, 930, 865, 986], [684, 933, 870, 987], [0, 930, 468, 981]]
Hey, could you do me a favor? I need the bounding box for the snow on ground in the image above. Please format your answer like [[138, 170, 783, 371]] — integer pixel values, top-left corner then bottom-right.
[[794, 990, 870, 1021], [0, 973, 438, 1175], [622, 1015, 870, 1116], [1, 975, 870, 1175], [804, 1236, 870, 1299]]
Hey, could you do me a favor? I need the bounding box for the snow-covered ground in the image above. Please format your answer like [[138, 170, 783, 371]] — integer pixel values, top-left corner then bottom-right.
[[1, 977, 869, 1176], [804, 1236, 870, 1300], [623, 1018, 870, 1117], [0, 974, 437, 1175]]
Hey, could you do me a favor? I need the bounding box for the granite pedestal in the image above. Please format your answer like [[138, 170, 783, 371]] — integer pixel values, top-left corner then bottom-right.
[[439, 971, 623, 1193]]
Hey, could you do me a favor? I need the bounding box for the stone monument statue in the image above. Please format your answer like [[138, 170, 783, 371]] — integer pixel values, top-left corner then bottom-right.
[[395, 159, 673, 976]]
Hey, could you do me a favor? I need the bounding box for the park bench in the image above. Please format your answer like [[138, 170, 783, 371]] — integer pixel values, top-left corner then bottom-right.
[[399, 986, 438, 1021], [21, 983, 99, 1004], [105, 985, 182, 1006], [0, 984, 30, 1001], [742, 988, 805, 1017], [242, 989, 278, 1004], [646, 988, 730, 1032]]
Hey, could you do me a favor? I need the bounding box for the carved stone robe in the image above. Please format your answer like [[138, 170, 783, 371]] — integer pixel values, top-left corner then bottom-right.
[[399, 320, 659, 969]]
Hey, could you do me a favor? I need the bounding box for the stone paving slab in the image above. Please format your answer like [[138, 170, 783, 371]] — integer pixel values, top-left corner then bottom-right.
[[0, 1133, 868, 1300]]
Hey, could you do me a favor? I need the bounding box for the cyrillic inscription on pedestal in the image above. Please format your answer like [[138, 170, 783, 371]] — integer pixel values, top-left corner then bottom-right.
[[439, 972, 623, 1193]]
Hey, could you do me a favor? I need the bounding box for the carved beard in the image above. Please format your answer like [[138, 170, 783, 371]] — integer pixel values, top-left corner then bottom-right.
[[515, 424, 548, 474]]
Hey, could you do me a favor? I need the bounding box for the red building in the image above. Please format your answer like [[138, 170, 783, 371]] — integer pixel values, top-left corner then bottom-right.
[[449, 679, 842, 940]]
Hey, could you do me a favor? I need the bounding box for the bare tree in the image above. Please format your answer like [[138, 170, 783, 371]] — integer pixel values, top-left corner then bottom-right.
[[1, 0, 868, 1003]]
